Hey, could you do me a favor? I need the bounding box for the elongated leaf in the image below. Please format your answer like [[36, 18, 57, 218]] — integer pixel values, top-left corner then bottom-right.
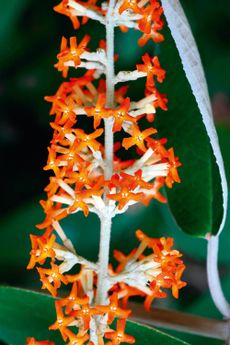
[[0, 287, 62, 345], [126, 319, 189, 344], [0, 286, 188, 345], [153, 0, 227, 236]]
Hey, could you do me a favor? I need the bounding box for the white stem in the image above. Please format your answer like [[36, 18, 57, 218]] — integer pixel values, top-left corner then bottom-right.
[[95, 0, 116, 308], [207, 236, 230, 318], [96, 215, 112, 305]]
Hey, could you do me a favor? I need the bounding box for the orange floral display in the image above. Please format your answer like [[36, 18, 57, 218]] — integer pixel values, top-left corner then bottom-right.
[[27, 0, 186, 344]]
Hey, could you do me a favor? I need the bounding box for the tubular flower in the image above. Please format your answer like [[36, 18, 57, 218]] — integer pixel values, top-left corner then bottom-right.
[[54, 0, 81, 29], [105, 319, 135, 345], [37, 263, 68, 297], [85, 93, 110, 129], [136, 53, 166, 88], [96, 292, 131, 324], [56, 35, 90, 77], [122, 124, 157, 152], [111, 98, 136, 132], [49, 301, 76, 341], [28, 0, 186, 344]]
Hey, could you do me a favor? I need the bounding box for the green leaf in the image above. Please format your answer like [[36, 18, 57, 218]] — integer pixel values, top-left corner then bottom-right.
[[0, 286, 188, 345], [126, 320, 189, 345], [153, 9, 225, 237], [0, 287, 62, 345]]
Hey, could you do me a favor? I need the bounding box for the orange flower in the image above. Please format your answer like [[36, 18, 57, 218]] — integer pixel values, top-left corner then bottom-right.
[[85, 93, 110, 129], [120, 170, 153, 190], [49, 300, 75, 341], [137, 53, 166, 88], [122, 124, 157, 152], [146, 137, 169, 158], [37, 263, 68, 297], [105, 319, 135, 345], [96, 292, 131, 324], [111, 98, 136, 132], [51, 98, 77, 128], [165, 148, 181, 188], [119, 0, 142, 15], [144, 277, 167, 310], [62, 328, 89, 345], [27, 232, 56, 269], [138, 29, 164, 47], [71, 303, 102, 330], [107, 185, 144, 210], [54, 0, 81, 29], [142, 177, 167, 204], [73, 128, 104, 152], [115, 283, 145, 308], [137, 3, 164, 35], [56, 35, 90, 77], [60, 282, 89, 314], [113, 248, 137, 273]]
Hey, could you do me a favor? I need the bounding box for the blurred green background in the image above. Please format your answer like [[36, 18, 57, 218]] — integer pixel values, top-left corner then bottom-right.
[[0, 0, 230, 344]]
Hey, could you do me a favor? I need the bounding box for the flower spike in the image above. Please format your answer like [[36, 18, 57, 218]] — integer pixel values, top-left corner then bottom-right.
[[28, 0, 186, 343]]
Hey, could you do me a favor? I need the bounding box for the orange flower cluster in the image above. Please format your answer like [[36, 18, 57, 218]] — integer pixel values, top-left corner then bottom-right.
[[27, 0, 186, 344], [111, 230, 187, 311]]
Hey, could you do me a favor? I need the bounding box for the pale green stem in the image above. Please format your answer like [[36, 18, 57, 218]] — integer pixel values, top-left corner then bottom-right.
[[207, 235, 230, 319]]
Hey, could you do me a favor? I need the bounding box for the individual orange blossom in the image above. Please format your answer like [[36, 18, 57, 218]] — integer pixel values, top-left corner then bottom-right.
[[137, 54, 166, 88], [85, 93, 111, 129], [138, 26, 164, 47], [27, 233, 56, 269], [71, 303, 102, 330], [137, 3, 164, 35], [119, 0, 142, 15], [144, 277, 167, 310], [62, 328, 90, 345], [54, 0, 81, 29], [113, 248, 137, 274], [43, 147, 61, 176], [37, 263, 68, 297], [122, 124, 157, 152], [60, 282, 89, 314], [73, 128, 103, 152], [111, 98, 136, 132], [164, 148, 181, 188], [107, 185, 144, 210], [56, 35, 90, 77], [146, 137, 169, 158], [49, 300, 76, 341], [96, 292, 131, 324], [120, 170, 153, 190], [105, 319, 135, 345], [142, 177, 167, 204], [116, 283, 145, 308], [171, 264, 187, 299], [51, 98, 77, 128]]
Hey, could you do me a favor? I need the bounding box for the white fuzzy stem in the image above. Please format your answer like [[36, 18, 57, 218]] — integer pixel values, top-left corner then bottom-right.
[[115, 70, 146, 84], [95, 0, 116, 311], [207, 236, 230, 318]]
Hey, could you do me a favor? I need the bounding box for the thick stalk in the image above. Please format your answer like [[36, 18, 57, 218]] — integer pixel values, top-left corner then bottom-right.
[[95, 0, 116, 306], [207, 235, 230, 318]]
